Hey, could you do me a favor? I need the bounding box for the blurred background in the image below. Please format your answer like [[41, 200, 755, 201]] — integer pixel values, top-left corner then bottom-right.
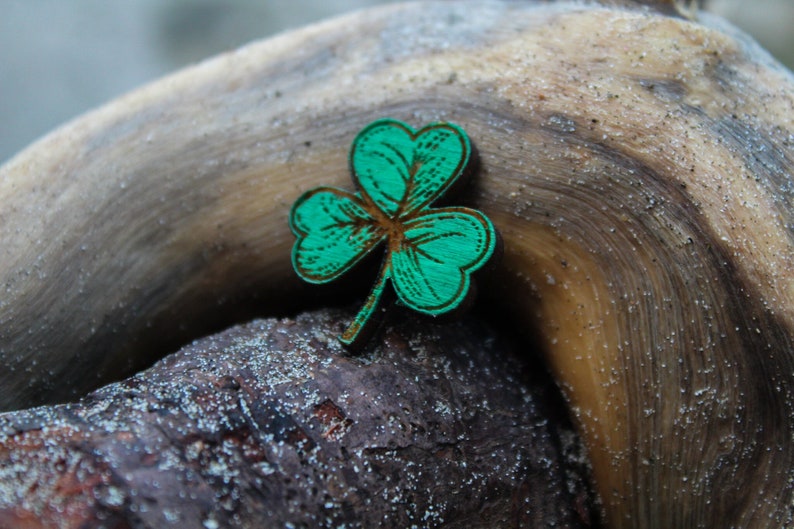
[[0, 0, 791, 165]]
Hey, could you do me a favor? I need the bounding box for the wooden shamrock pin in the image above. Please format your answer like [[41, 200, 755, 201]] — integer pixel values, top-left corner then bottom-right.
[[289, 118, 497, 350]]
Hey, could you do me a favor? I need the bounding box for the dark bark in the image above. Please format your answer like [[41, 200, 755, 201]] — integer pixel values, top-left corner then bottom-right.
[[0, 309, 595, 528]]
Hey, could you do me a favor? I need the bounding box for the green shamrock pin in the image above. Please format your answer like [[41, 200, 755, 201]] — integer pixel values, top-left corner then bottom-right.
[[289, 118, 497, 349]]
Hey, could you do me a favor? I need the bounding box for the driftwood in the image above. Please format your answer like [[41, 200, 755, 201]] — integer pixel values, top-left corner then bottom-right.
[[0, 0, 793, 527], [0, 309, 595, 528]]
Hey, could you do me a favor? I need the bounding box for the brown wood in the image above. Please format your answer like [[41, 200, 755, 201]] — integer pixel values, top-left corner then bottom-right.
[[0, 1, 792, 527], [0, 309, 595, 528]]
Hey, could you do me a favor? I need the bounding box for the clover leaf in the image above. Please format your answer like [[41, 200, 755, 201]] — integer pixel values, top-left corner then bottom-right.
[[289, 118, 497, 349]]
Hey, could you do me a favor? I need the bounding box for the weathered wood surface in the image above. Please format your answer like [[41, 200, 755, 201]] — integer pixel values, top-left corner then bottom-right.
[[0, 309, 594, 528], [0, 1, 792, 527]]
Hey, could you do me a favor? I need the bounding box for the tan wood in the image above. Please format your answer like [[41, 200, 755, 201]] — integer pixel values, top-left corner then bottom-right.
[[0, 1, 792, 526]]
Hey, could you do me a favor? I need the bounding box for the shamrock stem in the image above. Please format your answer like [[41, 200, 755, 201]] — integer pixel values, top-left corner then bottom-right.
[[339, 256, 391, 349]]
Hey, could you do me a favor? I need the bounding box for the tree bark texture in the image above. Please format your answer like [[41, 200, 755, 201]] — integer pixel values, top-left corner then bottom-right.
[[0, 309, 595, 528]]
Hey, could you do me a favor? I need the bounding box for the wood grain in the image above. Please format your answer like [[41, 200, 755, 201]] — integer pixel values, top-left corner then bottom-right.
[[0, 1, 792, 527]]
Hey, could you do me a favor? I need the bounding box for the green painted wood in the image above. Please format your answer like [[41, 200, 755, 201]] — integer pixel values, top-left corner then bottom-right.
[[289, 119, 497, 349]]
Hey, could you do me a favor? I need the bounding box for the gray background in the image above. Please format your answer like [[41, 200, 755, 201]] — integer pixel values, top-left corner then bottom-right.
[[1, 0, 791, 165]]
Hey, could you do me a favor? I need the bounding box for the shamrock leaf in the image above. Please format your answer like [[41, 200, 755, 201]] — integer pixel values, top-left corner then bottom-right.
[[350, 119, 471, 217], [289, 118, 497, 349], [391, 209, 494, 313], [290, 187, 384, 283]]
